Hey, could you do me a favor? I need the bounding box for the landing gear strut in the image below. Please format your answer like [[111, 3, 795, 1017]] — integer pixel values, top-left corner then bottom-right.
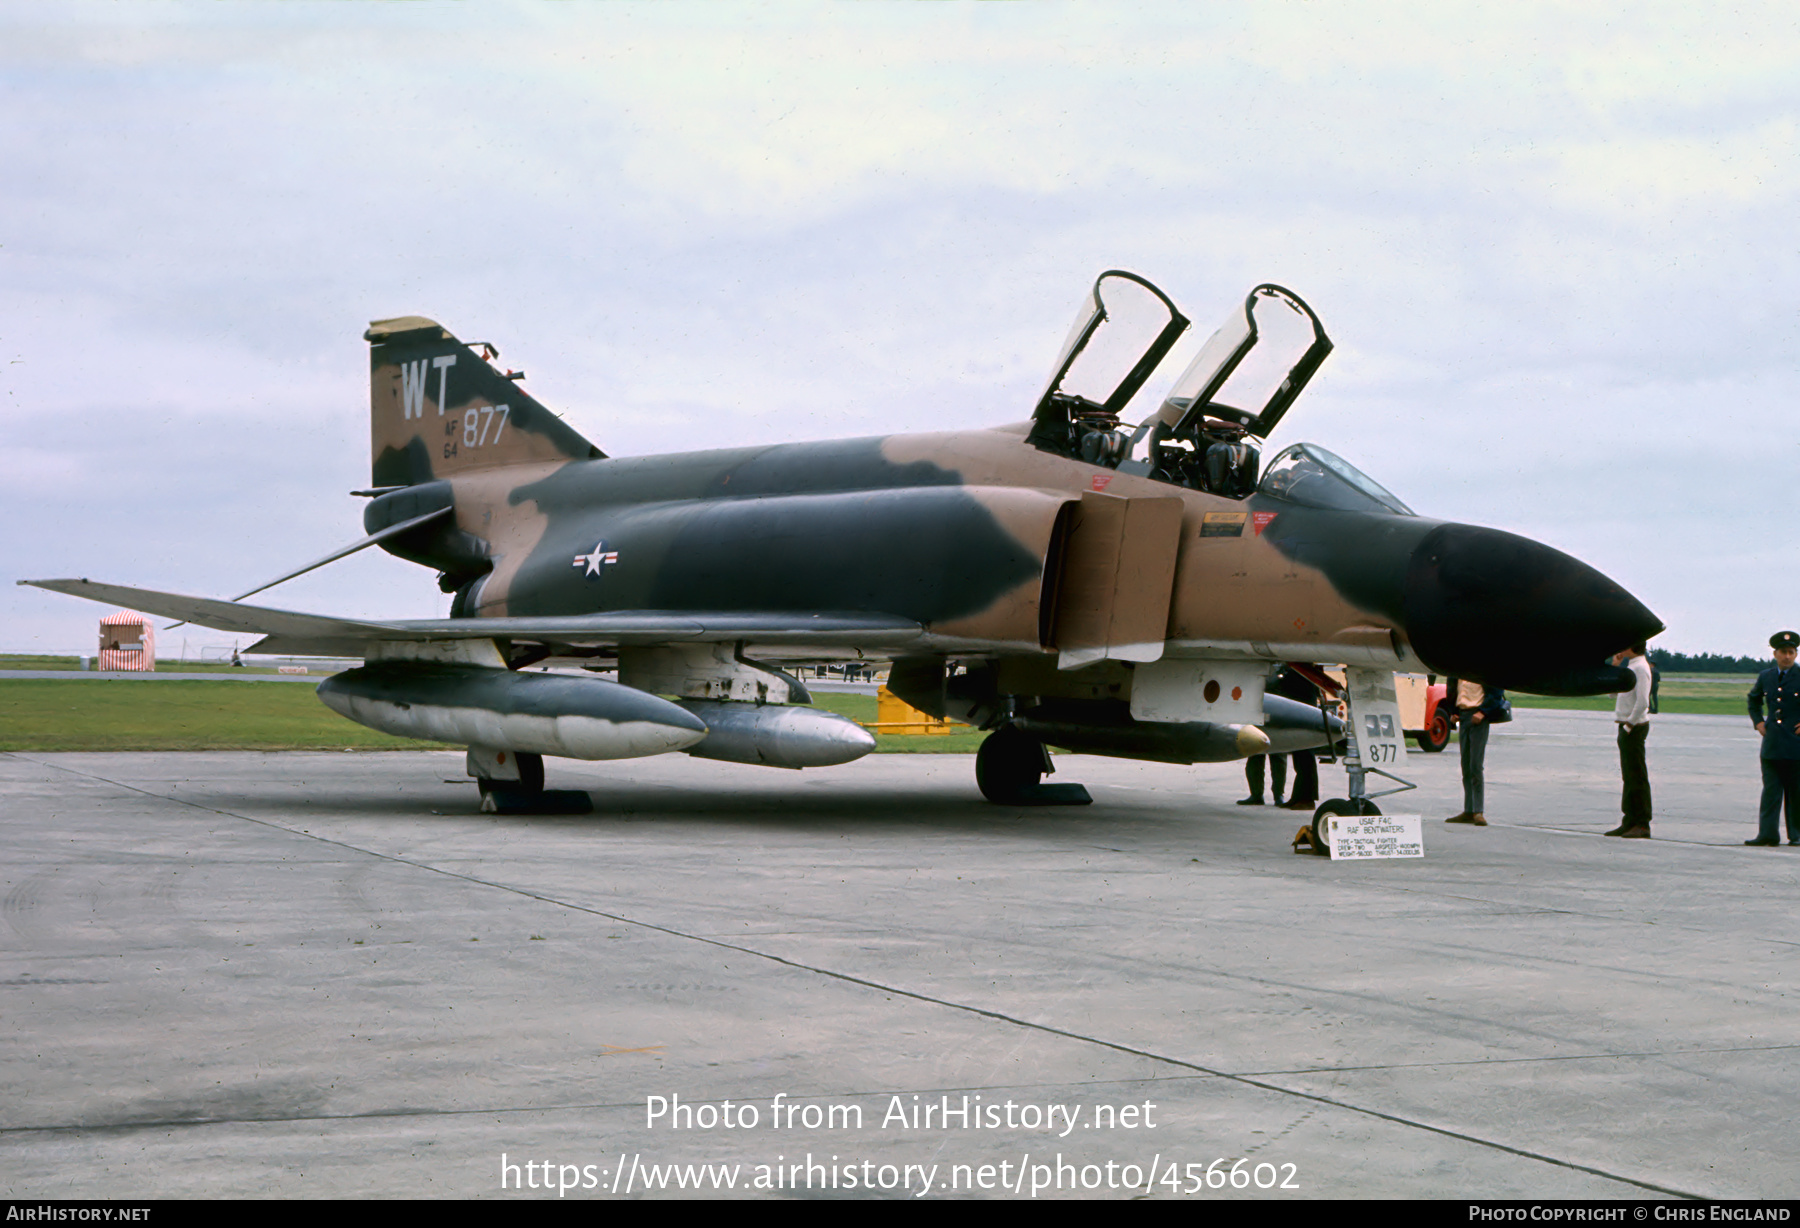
[[1304, 667, 1417, 855]]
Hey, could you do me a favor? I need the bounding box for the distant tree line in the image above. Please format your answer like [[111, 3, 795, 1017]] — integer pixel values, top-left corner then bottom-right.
[[1647, 649, 1771, 674]]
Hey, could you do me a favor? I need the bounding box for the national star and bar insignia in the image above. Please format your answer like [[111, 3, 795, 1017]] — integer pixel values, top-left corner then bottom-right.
[[573, 541, 620, 577]]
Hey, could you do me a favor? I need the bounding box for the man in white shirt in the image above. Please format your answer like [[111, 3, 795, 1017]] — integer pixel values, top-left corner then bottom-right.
[[1607, 642, 1654, 838]]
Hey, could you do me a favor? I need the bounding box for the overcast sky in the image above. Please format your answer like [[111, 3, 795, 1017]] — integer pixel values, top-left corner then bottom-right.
[[4, 2, 1796, 659]]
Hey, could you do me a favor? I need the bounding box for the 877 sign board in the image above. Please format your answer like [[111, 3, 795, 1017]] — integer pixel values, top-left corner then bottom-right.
[[1345, 668, 1407, 768]]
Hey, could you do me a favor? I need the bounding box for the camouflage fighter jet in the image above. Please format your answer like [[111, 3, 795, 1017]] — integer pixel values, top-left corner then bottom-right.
[[24, 271, 1662, 828]]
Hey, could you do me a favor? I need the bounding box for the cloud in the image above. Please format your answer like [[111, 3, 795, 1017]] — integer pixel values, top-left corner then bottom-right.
[[2, 1, 1797, 655]]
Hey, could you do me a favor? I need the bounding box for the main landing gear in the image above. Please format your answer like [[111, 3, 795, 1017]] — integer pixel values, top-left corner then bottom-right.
[[975, 726, 1092, 806], [471, 749, 592, 815], [475, 750, 545, 797]]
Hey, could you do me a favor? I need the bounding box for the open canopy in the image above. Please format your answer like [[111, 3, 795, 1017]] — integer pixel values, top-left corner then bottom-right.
[[1151, 284, 1331, 441], [1027, 271, 1188, 459]]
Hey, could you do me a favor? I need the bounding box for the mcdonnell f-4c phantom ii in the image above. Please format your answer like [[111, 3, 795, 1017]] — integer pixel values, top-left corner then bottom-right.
[[25, 271, 1662, 837]]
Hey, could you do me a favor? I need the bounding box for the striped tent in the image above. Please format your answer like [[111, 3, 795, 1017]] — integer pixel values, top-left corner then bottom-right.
[[98, 610, 155, 672]]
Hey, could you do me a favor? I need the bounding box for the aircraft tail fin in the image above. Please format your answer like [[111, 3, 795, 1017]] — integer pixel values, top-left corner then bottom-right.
[[364, 316, 605, 488]]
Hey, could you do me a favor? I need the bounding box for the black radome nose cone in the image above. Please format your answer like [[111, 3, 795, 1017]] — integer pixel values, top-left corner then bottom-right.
[[1403, 523, 1662, 694]]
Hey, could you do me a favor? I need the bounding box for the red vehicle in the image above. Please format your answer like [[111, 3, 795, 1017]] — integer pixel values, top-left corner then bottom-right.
[[1399, 674, 1452, 752]]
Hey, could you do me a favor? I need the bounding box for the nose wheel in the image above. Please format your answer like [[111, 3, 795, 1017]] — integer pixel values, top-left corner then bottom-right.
[[1311, 796, 1381, 852]]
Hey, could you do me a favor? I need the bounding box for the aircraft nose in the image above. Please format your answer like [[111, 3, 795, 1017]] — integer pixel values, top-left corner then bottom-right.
[[1401, 523, 1663, 695]]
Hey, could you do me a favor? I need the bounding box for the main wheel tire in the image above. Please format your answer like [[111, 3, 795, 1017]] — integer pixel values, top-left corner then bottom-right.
[[477, 750, 545, 797], [1416, 710, 1451, 753], [976, 726, 1048, 804], [1311, 796, 1381, 850], [514, 752, 545, 795]]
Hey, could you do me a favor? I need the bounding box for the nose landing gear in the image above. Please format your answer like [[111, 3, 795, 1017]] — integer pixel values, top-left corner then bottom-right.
[[1298, 667, 1417, 856]]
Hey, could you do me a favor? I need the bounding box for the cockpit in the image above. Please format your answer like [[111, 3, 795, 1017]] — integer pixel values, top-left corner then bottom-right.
[[1258, 442, 1413, 515], [1026, 272, 1413, 517]]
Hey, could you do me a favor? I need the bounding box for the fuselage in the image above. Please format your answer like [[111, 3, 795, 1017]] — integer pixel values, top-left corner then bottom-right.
[[372, 420, 1660, 695]]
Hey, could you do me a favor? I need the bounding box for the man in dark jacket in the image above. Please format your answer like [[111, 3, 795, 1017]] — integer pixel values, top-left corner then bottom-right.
[[1239, 665, 1288, 805], [1746, 630, 1800, 847], [1445, 677, 1511, 826], [1273, 665, 1323, 811], [1239, 751, 1286, 806]]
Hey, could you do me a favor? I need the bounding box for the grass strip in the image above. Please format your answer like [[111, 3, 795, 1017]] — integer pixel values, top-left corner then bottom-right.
[[0, 680, 438, 751], [1511, 679, 1753, 716], [0, 680, 986, 754], [5, 676, 1753, 754]]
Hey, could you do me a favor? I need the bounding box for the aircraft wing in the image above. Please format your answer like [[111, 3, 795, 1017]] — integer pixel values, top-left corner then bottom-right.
[[19, 579, 925, 656], [22, 579, 396, 641]]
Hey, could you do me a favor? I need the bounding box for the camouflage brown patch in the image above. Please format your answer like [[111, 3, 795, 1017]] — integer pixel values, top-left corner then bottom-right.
[[452, 464, 566, 617]]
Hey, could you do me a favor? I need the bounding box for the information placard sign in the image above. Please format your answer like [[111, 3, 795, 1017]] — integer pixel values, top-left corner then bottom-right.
[[1324, 813, 1424, 860]]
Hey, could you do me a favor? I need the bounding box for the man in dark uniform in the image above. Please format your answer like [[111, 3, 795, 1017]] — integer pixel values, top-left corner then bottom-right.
[[1239, 751, 1286, 806], [1272, 665, 1322, 811], [1608, 643, 1654, 838], [1240, 664, 1289, 806], [1746, 630, 1800, 846]]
